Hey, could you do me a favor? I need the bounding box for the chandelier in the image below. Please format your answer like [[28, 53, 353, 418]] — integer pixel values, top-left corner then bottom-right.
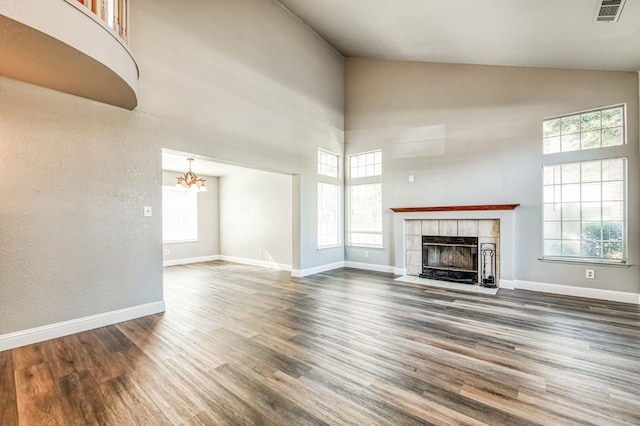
[[176, 158, 207, 192]]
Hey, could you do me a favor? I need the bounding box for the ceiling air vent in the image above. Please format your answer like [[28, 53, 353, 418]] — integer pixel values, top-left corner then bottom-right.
[[595, 0, 626, 22]]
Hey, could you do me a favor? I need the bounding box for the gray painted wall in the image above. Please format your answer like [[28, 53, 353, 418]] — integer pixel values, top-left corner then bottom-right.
[[132, 0, 345, 271], [345, 58, 639, 294], [219, 169, 293, 268], [0, 0, 344, 336], [0, 77, 163, 334], [162, 171, 219, 262]]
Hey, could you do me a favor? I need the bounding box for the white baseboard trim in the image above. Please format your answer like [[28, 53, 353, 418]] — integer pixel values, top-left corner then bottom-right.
[[509, 280, 639, 304], [0, 301, 166, 352], [291, 261, 345, 278], [345, 261, 395, 274], [163, 255, 220, 267], [219, 255, 292, 272]]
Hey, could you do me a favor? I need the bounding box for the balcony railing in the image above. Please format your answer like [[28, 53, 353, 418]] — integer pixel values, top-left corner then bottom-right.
[[73, 0, 129, 43]]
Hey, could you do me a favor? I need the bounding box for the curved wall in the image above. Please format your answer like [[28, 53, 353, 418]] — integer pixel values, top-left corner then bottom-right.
[[0, 0, 138, 109]]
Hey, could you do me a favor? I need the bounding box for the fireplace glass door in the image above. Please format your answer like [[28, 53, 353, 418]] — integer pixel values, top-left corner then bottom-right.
[[420, 236, 478, 284]]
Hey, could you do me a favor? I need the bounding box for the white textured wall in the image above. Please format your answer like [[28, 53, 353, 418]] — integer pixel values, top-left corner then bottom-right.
[[0, 0, 344, 338], [0, 77, 163, 334], [132, 0, 345, 271], [162, 171, 219, 262], [345, 59, 639, 294], [219, 169, 293, 268]]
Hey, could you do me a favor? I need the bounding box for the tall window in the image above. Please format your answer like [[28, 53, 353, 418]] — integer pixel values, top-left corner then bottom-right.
[[543, 105, 624, 154], [348, 183, 382, 247], [318, 149, 339, 178], [162, 186, 198, 243], [542, 106, 627, 263], [317, 150, 340, 248], [350, 150, 382, 178], [347, 150, 382, 248]]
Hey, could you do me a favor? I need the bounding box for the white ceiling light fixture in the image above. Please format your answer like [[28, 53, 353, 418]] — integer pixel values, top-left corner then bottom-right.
[[176, 158, 207, 192], [595, 0, 626, 22]]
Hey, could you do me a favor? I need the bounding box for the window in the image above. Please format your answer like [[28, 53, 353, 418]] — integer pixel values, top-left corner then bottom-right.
[[347, 149, 383, 248], [318, 149, 339, 178], [318, 183, 340, 247], [542, 105, 627, 263], [350, 150, 382, 178], [543, 105, 625, 154], [348, 183, 383, 247], [162, 186, 197, 243], [317, 149, 340, 248]]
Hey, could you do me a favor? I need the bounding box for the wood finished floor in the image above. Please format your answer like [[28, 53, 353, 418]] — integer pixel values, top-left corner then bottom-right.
[[1, 262, 639, 425]]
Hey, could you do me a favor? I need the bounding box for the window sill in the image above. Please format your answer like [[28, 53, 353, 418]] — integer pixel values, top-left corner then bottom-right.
[[317, 245, 343, 250], [347, 245, 384, 250], [539, 257, 631, 267], [163, 240, 198, 244]]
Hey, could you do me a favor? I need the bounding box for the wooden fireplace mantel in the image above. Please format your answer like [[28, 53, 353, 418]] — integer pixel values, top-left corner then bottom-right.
[[390, 204, 520, 213]]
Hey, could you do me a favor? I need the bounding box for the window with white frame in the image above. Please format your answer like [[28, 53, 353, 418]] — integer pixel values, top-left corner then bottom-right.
[[162, 186, 198, 243], [318, 183, 340, 247], [349, 150, 382, 178], [348, 183, 382, 247], [318, 149, 339, 178], [542, 105, 627, 263], [317, 149, 341, 248], [543, 105, 625, 154], [347, 150, 382, 248]]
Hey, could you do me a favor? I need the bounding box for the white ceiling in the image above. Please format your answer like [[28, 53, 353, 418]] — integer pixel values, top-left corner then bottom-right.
[[162, 151, 250, 177], [277, 0, 640, 71]]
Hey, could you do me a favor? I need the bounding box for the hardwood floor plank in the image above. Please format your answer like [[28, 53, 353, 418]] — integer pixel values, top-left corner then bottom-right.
[[56, 370, 109, 425], [211, 362, 331, 426], [162, 355, 278, 426], [14, 362, 68, 425], [11, 343, 46, 371], [43, 335, 91, 379], [0, 350, 19, 426], [2, 262, 639, 425]]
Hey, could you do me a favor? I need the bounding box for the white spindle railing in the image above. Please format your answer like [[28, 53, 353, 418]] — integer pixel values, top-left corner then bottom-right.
[[73, 0, 129, 43]]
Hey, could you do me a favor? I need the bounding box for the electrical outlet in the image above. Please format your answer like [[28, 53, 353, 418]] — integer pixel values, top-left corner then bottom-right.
[[364, 251, 369, 258], [144, 206, 152, 217], [586, 269, 595, 279]]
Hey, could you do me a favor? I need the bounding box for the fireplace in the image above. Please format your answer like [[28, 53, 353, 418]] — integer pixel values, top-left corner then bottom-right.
[[394, 205, 519, 288], [402, 218, 503, 287], [421, 236, 478, 284]]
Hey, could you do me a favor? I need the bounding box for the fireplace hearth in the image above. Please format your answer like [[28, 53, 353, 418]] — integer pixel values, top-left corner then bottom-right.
[[420, 235, 478, 284]]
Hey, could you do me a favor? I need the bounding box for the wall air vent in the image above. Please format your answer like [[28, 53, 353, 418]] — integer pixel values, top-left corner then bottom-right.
[[595, 0, 626, 22]]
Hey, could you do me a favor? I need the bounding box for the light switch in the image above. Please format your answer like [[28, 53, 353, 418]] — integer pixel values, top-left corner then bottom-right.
[[144, 206, 152, 217]]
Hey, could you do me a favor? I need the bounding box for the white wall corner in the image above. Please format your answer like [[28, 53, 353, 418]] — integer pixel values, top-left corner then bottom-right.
[[394, 267, 407, 276], [218, 255, 292, 272], [163, 255, 220, 267], [344, 261, 396, 274], [291, 261, 346, 278], [511, 280, 639, 304], [0, 301, 166, 352], [498, 279, 516, 289]]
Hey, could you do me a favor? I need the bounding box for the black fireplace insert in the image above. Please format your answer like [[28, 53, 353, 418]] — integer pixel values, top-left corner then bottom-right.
[[420, 235, 478, 284]]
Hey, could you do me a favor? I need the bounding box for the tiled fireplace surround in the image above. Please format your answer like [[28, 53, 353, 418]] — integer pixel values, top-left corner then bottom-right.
[[405, 219, 500, 284], [392, 207, 517, 287]]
